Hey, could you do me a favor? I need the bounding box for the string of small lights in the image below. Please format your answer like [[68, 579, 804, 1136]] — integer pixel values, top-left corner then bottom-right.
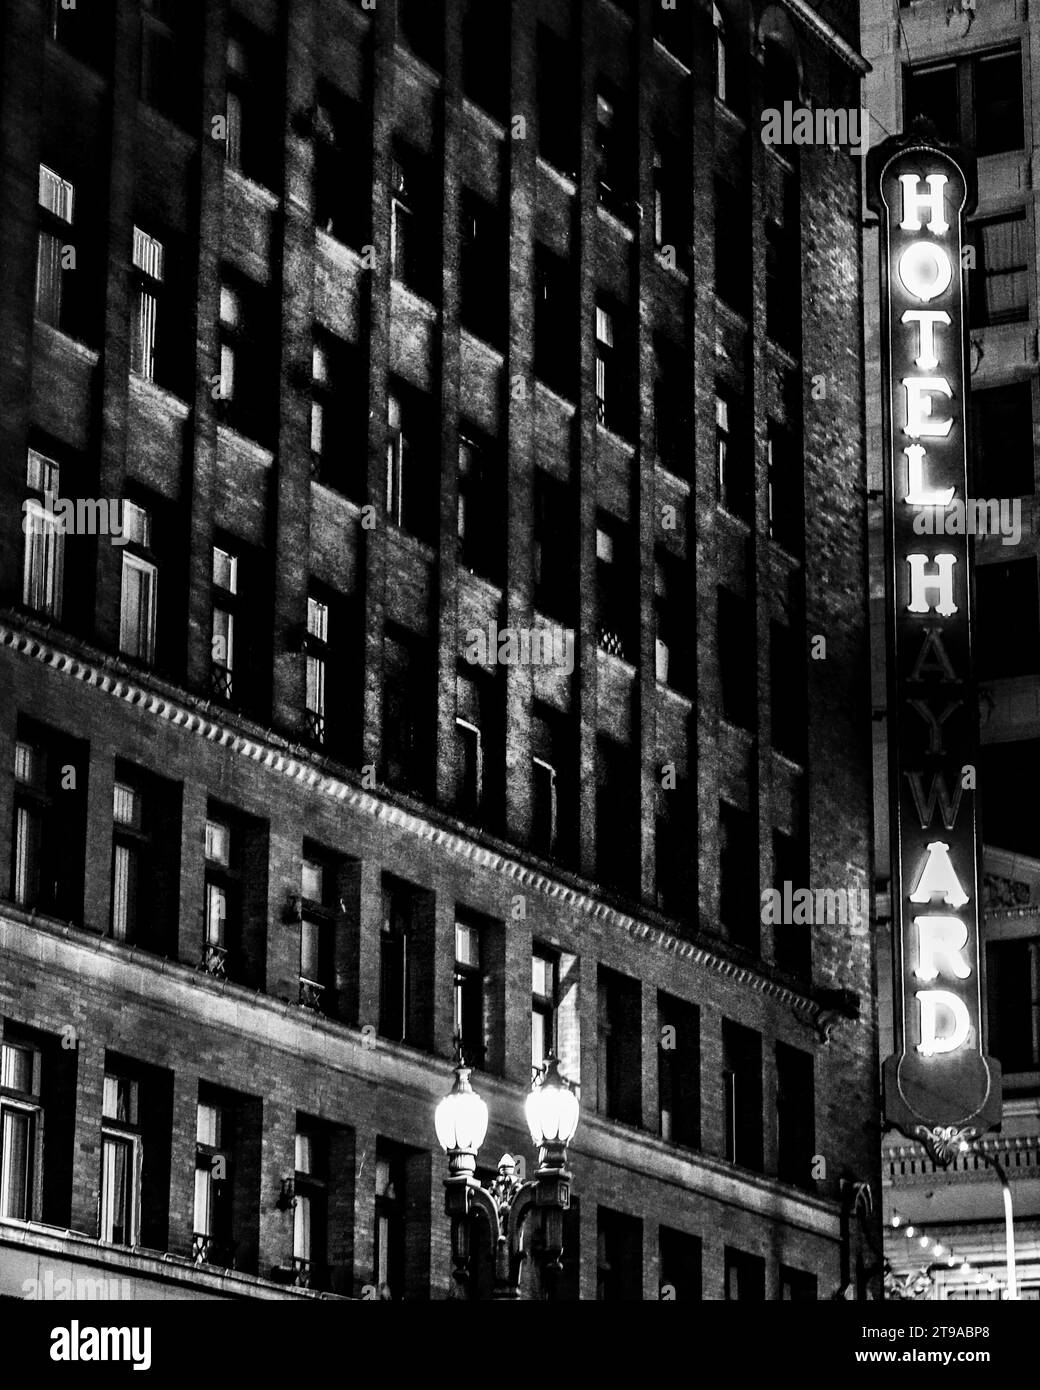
[[888, 1211, 1006, 1298]]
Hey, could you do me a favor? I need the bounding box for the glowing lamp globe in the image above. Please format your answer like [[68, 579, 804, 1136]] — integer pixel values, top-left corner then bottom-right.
[[525, 1054, 579, 1165], [435, 1065, 488, 1176]]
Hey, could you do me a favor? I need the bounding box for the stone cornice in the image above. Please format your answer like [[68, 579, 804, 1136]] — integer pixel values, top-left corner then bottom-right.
[[0, 617, 828, 1025]]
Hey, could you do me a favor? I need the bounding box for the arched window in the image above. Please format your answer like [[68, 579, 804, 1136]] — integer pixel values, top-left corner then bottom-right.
[[713, 5, 727, 103]]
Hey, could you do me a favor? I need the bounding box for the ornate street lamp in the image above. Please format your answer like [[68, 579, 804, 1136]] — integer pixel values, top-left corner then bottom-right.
[[435, 1047, 580, 1300]]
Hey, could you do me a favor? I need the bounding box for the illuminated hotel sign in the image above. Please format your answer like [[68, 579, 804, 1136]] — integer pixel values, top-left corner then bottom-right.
[[869, 137, 1001, 1164]]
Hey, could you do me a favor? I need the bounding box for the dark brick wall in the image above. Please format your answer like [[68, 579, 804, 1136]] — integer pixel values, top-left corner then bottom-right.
[[0, 0, 879, 1298]]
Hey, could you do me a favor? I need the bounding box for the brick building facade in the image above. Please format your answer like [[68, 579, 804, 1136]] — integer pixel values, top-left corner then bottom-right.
[[0, 0, 879, 1300]]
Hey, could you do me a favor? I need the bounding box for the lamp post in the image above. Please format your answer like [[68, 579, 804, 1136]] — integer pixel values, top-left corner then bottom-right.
[[435, 1048, 579, 1300], [959, 1141, 1018, 1301]]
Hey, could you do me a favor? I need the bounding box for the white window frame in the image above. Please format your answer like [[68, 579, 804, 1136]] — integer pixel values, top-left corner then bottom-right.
[[22, 500, 64, 619], [130, 226, 165, 381], [99, 1128, 141, 1246], [119, 552, 158, 663]]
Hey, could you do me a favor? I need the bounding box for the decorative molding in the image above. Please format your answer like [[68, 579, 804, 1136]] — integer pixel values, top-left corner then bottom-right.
[[0, 618, 829, 1023]]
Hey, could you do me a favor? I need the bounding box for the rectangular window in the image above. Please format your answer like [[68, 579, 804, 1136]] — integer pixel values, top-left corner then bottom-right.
[[652, 134, 689, 260], [596, 516, 636, 661], [533, 471, 574, 621], [313, 86, 368, 250], [386, 387, 438, 545], [0, 1041, 41, 1222], [225, 24, 278, 189], [596, 1207, 643, 1300], [49, 0, 112, 70], [971, 213, 1029, 326], [454, 916, 485, 1066], [767, 422, 804, 554], [531, 947, 558, 1067], [455, 672, 499, 823], [972, 383, 1034, 497], [531, 707, 564, 860], [300, 848, 337, 1013], [537, 27, 578, 177], [596, 737, 638, 895], [139, 0, 194, 127], [390, 146, 435, 299], [715, 177, 751, 314], [660, 1227, 702, 1301], [725, 1247, 765, 1300], [594, 300, 632, 436], [305, 594, 329, 746], [722, 1020, 763, 1172], [597, 967, 641, 1126], [210, 546, 238, 700], [976, 559, 1040, 680], [654, 0, 693, 66], [716, 388, 753, 520], [110, 781, 142, 942], [100, 1072, 140, 1246], [379, 881, 412, 1045], [462, 0, 509, 120], [595, 83, 632, 216], [218, 274, 273, 443], [776, 1043, 814, 1189], [534, 247, 575, 400], [770, 620, 807, 764], [719, 801, 759, 953], [310, 331, 366, 500], [656, 770, 694, 919], [906, 50, 1024, 157], [130, 226, 164, 382], [986, 936, 1040, 1075], [119, 552, 158, 664], [655, 551, 691, 695], [194, 1098, 233, 1264], [11, 722, 88, 922], [773, 828, 811, 978], [382, 628, 433, 795], [457, 428, 503, 583], [202, 812, 235, 977], [461, 192, 506, 347], [374, 1145, 407, 1299], [718, 587, 757, 731], [658, 993, 700, 1148], [292, 1124, 328, 1285], [35, 164, 77, 335], [654, 337, 691, 479], [22, 450, 65, 620]]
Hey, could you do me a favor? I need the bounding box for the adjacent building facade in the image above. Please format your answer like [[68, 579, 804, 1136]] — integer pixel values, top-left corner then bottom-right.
[[862, 0, 1040, 1300], [0, 0, 879, 1300]]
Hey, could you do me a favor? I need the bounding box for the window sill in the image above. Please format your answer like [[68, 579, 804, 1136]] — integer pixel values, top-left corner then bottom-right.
[[136, 100, 196, 155], [129, 370, 191, 421], [654, 248, 690, 281], [715, 297, 750, 333], [657, 679, 693, 708], [393, 41, 443, 91], [716, 502, 752, 532], [534, 378, 577, 418], [765, 335, 801, 369], [596, 644, 638, 680], [216, 423, 275, 470], [460, 327, 505, 367], [45, 37, 109, 92], [597, 201, 636, 241], [33, 319, 100, 368], [391, 276, 440, 323], [714, 98, 747, 136], [654, 459, 692, 493], [652, 36, 691, 77], [315, 227, 367, 269], [596, 419, 636, 454], [461, 97, 506, 143], [719, 717, 756, 749], [223, 163, 280, 213], [536, 157, 577, 197], [384, 520, 437, 564], [771, 747, 806, 775]]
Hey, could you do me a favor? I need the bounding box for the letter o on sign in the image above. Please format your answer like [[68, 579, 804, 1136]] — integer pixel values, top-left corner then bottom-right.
[[898, 241, 953, 303]]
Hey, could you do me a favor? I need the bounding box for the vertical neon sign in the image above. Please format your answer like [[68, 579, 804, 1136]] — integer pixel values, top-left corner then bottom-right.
[[869, 137, 1001, 1163]]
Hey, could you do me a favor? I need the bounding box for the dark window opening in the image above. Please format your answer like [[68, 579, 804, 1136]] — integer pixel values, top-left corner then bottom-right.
[[722, 1020, 763, 1172], [720, 801, 759, 954]]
